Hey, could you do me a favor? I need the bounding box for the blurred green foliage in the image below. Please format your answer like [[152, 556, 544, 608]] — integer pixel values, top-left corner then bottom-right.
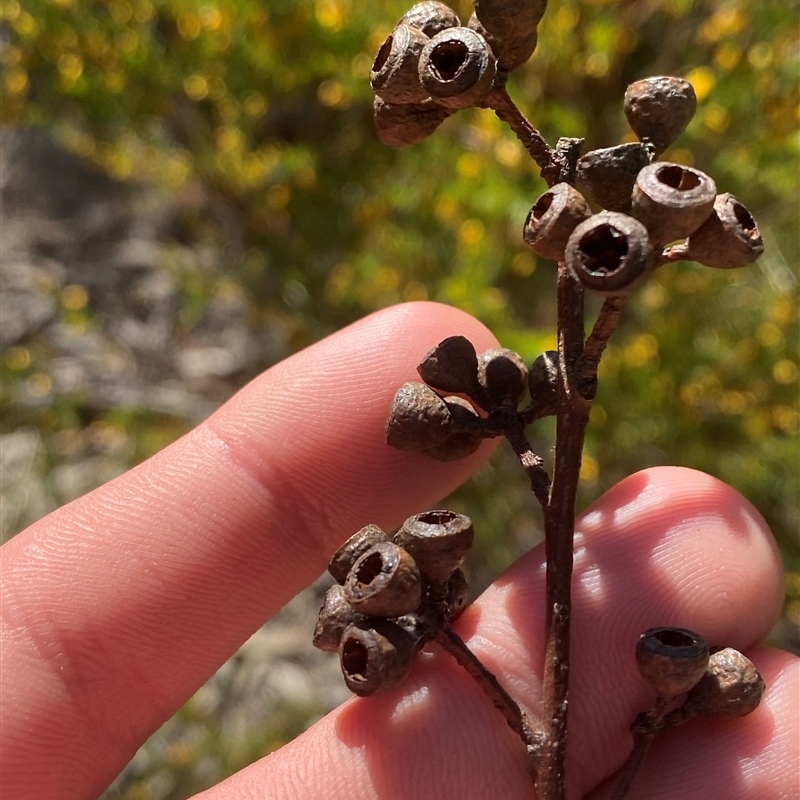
[[2, 0, 798, 797]]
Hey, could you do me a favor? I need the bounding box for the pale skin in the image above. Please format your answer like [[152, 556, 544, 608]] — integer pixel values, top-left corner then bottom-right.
[[1, 302, 797, 800]]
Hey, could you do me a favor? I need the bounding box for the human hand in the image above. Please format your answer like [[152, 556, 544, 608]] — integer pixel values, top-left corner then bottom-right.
[[1, 302, 797, 800]]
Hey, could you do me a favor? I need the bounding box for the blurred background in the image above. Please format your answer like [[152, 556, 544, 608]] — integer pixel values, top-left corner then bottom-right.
[[1, 0, 797, 797]]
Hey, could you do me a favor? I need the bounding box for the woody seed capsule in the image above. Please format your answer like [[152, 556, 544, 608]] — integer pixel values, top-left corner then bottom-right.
[[523, 183, 592, 262], [423, 396, 484, 461], [344, 541, 423, 617], [528, 350, 559, 410], [681, 647, 765, 719], [386, 381, 453, 451], [328, 524, 389, 585], [469, 0, 546, 71], [686, 193, 764, 269], [339, 619, 421, 696], [312, 583, 366, 652], [373, 95, 454, 148], [394, 509, 474, 585], [565, 212, 653, 296], [371, 24, 431, 105], [624, 76, 697, 155], [417, 335, 480, 394], [444, 567, 469, 622], [631, 162, 717, 247], [478, 348, 529, 406], [399, 1, 460, 37], [418, 27, 496, 110], [577, 143, 651, 213], [636, 627, 710, 698]]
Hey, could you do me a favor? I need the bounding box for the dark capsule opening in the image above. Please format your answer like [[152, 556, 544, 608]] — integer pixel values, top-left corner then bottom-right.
[[578, 224, 628, 275], [341, 638, 369, 678], [354, 552, 384, 585], [733, 200, 757, 233], [372, 35, 393, 72], [431, 41, 468, 80], [532, 190, 555, 222], [417, 509, 458, 525], [654, 628, 695, 648], [657, 164, 700, 191]]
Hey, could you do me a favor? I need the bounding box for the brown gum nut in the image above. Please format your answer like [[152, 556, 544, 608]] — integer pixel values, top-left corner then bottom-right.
[[631, 162, 717, 248], [417, 334, 480, 394], [577, 143, 651, 212], [635, 627, 710, 698], [312, 583, 366, 652], [371, 24, 431, 105], [344, 541, 423, 617], [624, 76, 697, 154], [687, 193, 764, 269], [682, 647, 765, 719], [423, 396, 484, 461], [328, 523, 389, 585], [339, 619, 421, 696], [565, 212, 653, 297], [468, 11, 537, 73], [373, 95, 454, 148], [386, 381, 452, 451], [394, 509, 474, 585], [444, 567, 469, 622], [478, 348, 528, 406], [418, 27, 496, 110], [399, 1, 460, 37], [523, 183, 592, 262], [528, 350, 559, 408]]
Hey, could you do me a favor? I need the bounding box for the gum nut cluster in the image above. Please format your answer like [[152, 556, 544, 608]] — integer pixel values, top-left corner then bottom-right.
[[313, 511, 474, 696], [385, 335, 559, 461], [523, 76, 764, 296], [635, 628, 765, 718], [371, 0, 547, 147]]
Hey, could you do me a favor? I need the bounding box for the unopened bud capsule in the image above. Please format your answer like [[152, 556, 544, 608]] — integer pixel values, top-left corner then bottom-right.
[[682, 647, 765, 719]]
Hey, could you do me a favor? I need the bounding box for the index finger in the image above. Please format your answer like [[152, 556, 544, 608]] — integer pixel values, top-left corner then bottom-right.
[[0, 301, 499, 800]]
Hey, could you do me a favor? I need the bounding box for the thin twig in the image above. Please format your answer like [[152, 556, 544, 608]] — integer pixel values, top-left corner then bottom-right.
[[484, 86, 562, 185], [611, 705, 688, 800], [575, 294, 630, 399], [533, 263, 590, 800], [435, 626, 544, 755], [503, 420, 551, 511]]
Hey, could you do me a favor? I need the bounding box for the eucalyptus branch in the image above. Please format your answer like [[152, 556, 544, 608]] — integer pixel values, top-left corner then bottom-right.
[[316, 8, 769, 800]]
